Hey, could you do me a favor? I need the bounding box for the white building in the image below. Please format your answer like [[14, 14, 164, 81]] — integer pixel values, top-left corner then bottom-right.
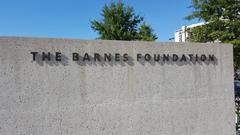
[[174, 22, 205, 42]]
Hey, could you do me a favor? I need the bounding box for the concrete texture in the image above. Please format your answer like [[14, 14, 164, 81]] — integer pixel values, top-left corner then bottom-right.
[[0, 37, 235, 135]]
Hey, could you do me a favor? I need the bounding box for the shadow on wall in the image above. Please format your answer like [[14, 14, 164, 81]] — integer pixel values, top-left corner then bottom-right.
[[32, 53, 218, 67]]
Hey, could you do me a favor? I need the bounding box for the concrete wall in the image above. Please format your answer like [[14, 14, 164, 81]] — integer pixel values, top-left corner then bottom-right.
[[0, 37, 235, 135]]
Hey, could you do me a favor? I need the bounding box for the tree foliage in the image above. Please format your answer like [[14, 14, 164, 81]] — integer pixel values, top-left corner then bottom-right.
[[91, 1, 157, 41], [186, 0, 240, 69]]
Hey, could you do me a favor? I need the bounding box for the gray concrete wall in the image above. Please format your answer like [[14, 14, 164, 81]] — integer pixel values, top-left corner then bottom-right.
[[0, 37, 235, 135]]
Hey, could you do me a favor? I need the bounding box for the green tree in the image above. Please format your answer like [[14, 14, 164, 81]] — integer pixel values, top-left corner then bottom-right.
[[185, 0, 240, 69], [90, 1, 157, 41]]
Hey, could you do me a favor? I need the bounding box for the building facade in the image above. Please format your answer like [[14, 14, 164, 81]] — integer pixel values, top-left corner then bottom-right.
[[174, 22, 205, 42]]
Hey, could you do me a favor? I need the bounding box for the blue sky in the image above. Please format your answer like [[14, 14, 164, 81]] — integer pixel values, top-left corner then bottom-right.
[[0, 0, 199, 41]]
